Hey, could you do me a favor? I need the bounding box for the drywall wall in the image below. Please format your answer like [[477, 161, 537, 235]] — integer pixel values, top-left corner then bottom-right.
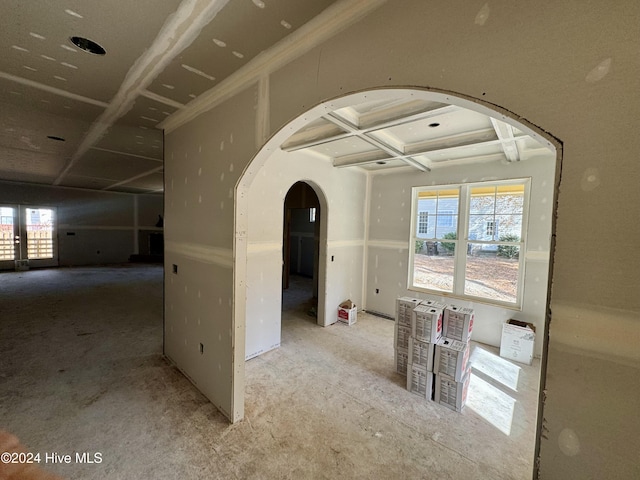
[[164, 0, 640, 477], [244, 149, 367, 360], [164, 84, 258, 420], [365, 153, 555, 355], [0, 181, 162, 266]]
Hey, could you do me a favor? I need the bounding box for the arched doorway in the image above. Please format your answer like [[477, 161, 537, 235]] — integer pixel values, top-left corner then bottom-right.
[[282, 182, 321, 315], [233, 87, 562, 449]]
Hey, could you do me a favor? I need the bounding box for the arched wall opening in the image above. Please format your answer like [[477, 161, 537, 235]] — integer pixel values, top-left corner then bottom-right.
[[243, 176, 334, 362], [233, 89, 562, 477]]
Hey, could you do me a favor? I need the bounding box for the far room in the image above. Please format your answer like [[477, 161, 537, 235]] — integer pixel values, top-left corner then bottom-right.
[[238, 88, 557, 478]]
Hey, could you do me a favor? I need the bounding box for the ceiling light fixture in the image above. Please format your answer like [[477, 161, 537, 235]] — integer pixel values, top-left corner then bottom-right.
[[47, 135, 66, 142], [428, 122, 440, 128], [376, 161, 387, 165], [69, 36, 106, 55]]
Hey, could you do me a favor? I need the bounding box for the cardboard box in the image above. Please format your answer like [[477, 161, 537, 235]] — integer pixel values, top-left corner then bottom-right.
[[434, 372, 470, 412], [407, 364, 434, 399], [408, 337, 436, 372], [412, 304, 444, 344], [443, 306, 474, 342], [396, 297, 422, 327], [499, 319, 536, 365], [422, 300, 447, 310], [337, 300, 357, 325], [395, 347, 409, 376], [434, 337, 470, 382], [394, 323, 411, 350]]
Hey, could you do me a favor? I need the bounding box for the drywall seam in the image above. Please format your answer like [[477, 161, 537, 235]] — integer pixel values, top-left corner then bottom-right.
[[103, 166, 164, 191], [54, 0, 230, 185], [247, 241, 281, 254], [362, 171, 373, 310], [89, 146, 163, 162], [160, 0, 389, 133], [0, 71, 109, 108], [165, 240, 232, 268], [368, 240, 410, 249], [327, 239, 365, 248], [0, 179, 160, 197], [140, 89, 185, 109], [256, 75, 270, 149], [549, 301, 640, 365]]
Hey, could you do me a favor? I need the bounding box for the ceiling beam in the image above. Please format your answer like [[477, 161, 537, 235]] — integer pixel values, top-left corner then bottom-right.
[[160, 0, 390, 133], [0, 71, 109, 108], [54, 0, 231, 186], [139, 90, 185, 110], [490, 117, 520, 162], [103, 165, 164, 191], [281, 104, 459, 153], [324, 112, 430, 172], [89, 146, 163, 162]]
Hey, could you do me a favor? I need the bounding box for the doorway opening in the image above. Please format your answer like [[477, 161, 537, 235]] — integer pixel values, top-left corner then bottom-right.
[[234, 88, 562, 475], [0, 205, 58, 270], [282, 182, 321, 317]]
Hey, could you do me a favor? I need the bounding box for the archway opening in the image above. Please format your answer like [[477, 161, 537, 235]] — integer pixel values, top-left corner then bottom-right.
[[234, 87, 561, 479], [282, 181, 321, 317]]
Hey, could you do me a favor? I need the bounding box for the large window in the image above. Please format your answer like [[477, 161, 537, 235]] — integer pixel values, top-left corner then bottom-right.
[[410, 180, 529, 308]]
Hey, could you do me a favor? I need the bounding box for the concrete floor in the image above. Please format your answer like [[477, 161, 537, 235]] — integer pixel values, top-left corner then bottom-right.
[[0, 265, 540, 479]]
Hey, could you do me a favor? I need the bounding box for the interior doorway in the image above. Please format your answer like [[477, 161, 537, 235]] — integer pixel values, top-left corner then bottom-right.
[[282, 182, 321, 316], [0, 205, 58, 270]]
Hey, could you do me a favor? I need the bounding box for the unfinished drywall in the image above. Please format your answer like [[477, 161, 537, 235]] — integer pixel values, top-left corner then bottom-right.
[[365, 153, 555, 355], [164, 84, 258, 420], [244, 149, 367, 360], [164, 0, 640, 477], [0, 181, 162, 266]]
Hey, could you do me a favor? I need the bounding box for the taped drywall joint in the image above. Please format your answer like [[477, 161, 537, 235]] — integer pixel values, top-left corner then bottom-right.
[[256, 75, 270, 149], [165, 240, 233, 268]]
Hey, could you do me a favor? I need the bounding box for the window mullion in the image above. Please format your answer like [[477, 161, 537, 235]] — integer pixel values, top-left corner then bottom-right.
[[453, 185, 469, 295]]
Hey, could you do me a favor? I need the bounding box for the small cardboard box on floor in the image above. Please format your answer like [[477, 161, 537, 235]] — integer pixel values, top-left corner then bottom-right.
[[443, 306, 474, 342], [434, 371, 470, 412], [412, 303, 445, 344], [500, 319, 536, 365], [337, 300, 357, 325], [434, 337, 470, 382]]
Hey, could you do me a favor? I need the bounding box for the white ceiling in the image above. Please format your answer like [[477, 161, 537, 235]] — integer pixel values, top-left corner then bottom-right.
[[282, 95, 553, 172], [0, 1, 552, 194], [0, 0, 337, 193]]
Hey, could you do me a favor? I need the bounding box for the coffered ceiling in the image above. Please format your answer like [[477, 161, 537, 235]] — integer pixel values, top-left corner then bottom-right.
[[0, 0, 552, 194]]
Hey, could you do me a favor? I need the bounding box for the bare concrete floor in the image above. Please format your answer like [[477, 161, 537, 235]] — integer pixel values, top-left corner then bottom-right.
[[0, 265, 540, 479]]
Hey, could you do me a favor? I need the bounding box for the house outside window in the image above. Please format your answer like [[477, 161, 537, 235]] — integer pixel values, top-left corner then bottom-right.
[[410, 179, 529, 308], [418, 211, 429, 234]]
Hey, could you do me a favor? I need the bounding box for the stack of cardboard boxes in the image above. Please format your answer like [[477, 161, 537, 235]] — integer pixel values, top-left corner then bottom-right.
[[394, 297, 475, 412]]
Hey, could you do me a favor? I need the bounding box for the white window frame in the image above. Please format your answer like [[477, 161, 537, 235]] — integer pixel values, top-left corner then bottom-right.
[[408, 178, 530, 309]]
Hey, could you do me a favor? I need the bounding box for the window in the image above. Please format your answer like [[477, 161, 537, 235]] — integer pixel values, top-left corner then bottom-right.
[[485, 220, 497, 237], [309, 208, 316, 223], [410, 180, 529, 307], [418, 212, 429, 234]]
